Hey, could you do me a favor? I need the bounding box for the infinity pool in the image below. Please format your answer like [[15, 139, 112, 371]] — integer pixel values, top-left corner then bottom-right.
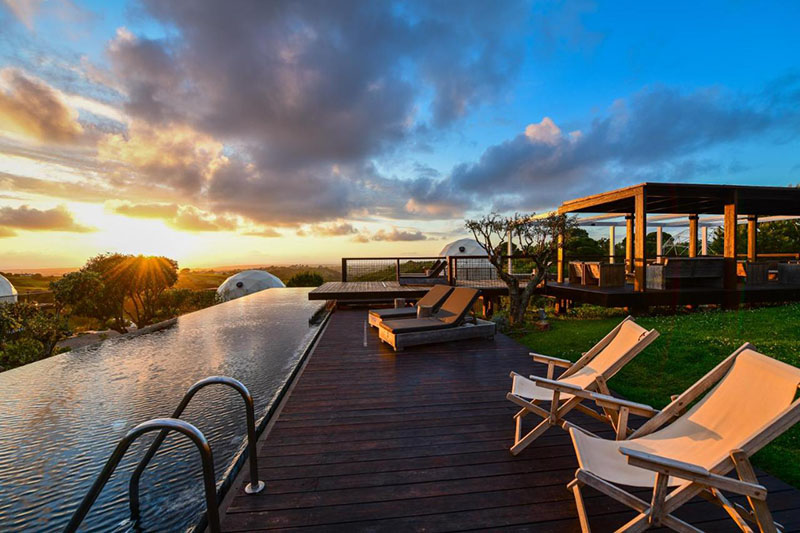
[[0, 287, 325, 532]]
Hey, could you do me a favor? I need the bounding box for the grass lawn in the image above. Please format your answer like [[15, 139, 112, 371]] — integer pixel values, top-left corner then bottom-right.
[[512, 303, 800, 488]]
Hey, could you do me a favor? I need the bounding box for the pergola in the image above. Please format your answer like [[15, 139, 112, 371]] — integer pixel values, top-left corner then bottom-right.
[[556, 183, 800, 292]]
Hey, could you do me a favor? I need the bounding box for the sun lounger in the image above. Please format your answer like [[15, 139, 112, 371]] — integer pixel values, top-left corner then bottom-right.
[[564, 343, 800, 532], [378, 288, 493, 351], [397, 259, 447, 285], [506, 317, 659, 455], [368, 284, 453, 328]]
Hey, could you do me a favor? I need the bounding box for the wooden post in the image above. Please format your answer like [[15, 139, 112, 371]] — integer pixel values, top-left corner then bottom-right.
[[608, 226, 615, 263], [724, 196, 738, 293], [625, 214, 634, 274], [556, 232, 565, 283], [747, 215, 758, 263], [656, 226, 663, 264], [688, 214, 699, 258], [702, 226, 708, 255], [341, 258, 347, 282], [395, 258, 401, 282], [634, 194, 647, 292]]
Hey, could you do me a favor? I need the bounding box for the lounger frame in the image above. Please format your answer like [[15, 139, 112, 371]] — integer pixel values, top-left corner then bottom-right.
[[566, 342, 800, 533], [506, 316, 659, 455], [379, 318, 495, 351]]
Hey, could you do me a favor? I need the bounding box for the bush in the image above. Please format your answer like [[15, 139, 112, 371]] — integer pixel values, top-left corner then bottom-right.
[[0, 338, 44, 369], [286, 271, 324, 287]]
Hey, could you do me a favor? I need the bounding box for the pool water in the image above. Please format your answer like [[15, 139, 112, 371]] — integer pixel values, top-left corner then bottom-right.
[[0, 288, 324, 532]]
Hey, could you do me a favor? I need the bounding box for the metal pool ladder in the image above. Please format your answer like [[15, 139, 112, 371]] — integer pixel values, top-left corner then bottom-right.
[[64, 376, 264, 533]]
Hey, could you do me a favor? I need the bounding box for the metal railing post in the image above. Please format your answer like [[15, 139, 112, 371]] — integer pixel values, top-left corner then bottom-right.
[[341, 258, 347, 282], [128, 377, 264, 524], [64, 418, 219, 533]]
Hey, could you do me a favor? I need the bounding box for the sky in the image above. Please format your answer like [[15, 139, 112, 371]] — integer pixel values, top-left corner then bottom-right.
[[1, 0, 799, 269]]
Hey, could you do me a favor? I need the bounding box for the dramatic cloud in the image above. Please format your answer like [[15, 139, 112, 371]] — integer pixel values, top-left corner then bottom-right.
[[0, 68, 83, 142], [242, 227, 281, 238], [0, 226, 16, 237], [302, 222, 359, 237], [438, 83, 800, 211], [0, 204, 92, 232], [97, 121, 225, 194], [113, 202, 179, 219], [168, 206, 237, 232], [97, 1, 530, 225], [354, 227, 428, 243]]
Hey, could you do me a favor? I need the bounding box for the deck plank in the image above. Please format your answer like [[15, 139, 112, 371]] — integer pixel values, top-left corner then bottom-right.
[[220, 309, 800, 532]]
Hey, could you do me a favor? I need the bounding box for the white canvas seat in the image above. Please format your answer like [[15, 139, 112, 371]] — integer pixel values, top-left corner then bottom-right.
[[507, 317, 659, 455], [565, 343, 800, 533]]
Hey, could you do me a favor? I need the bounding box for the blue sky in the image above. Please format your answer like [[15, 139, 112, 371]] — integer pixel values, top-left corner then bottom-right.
[[0, 1, 799, 267]]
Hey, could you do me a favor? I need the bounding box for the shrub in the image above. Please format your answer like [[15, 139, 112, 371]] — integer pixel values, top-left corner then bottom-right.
[[286, 271, 324, 287], [0, 338, 44, 369]]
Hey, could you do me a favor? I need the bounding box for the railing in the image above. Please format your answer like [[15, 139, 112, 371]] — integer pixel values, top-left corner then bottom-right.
[[64, 376, 263, 533], [341, 257, 447, 282]]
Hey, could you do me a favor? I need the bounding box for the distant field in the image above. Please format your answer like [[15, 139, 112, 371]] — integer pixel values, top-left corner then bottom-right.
[[4, 264, 342, 294]]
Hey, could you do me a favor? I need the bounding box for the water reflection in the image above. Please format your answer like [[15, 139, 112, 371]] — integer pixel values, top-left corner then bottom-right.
[[0, 288, 322, 532]]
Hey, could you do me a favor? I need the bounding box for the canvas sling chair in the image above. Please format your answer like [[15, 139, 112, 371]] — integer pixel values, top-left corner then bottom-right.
[[556, 343, 800, 533], [506, 316, 659, 455]]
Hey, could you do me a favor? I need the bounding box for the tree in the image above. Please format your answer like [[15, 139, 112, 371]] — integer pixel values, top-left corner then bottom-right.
[[466, 212, 575, 326], [709, 220, 800, 256], [121, 255, 179, 328], [286, 271, 324, 287], [53, 253, 179, 332], [0, 302, 68, 371]]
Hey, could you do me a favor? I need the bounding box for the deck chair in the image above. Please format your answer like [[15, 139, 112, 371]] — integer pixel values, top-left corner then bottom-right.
[[368, 284, 453, 328], [506, 317, 659, 455], [378, 288, 487, 351], [563, 343, 800, 533]]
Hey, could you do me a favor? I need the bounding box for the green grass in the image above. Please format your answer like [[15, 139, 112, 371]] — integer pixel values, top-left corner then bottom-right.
[[512, 303, 800, 487]]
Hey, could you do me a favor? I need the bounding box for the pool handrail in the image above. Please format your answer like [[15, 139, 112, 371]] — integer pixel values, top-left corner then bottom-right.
[[128, 376, 264, 524], [63, 418, 220, 533]]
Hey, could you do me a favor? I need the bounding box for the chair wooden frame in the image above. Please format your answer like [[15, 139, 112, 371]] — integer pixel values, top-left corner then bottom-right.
[[563, 343, 800, 533], [506, 317, 660, 455]]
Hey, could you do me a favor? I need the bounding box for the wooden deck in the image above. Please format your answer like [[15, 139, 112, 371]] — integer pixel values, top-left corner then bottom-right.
[[308, 280, 521, 301], [219, 310, 800, 532]]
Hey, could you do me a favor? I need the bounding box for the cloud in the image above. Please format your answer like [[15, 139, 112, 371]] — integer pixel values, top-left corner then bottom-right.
[[0, 226, 16, 237], [94, 1, 530, 225], [97, 120, 225, 194], [439, 83, 800, 210], [0, 204, 92, 232], [113, 202, 179, 219], [354, 227, 428, 242], [0, 68, 83, 142], [242, 227, 281, 238], [302, 221, 359, 237], [168, 206, 237, 232]]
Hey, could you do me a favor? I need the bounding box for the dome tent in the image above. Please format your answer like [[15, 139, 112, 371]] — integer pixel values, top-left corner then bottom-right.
[[216, 270, 285, 302], [0, 274, 18, 304], [437, 238, 487, 257], [437, 238, 496, 281]]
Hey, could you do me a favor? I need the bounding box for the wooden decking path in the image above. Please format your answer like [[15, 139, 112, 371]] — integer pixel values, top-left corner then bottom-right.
[[220, 310, 800, 532]]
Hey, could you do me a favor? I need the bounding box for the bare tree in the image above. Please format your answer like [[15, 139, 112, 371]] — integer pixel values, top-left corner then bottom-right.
[[466, 212, 575, 326]]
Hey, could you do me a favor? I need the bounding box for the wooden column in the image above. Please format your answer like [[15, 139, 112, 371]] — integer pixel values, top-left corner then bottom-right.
[[688, 214, 699, 258], [625, 214, 634, 274], [656, 226, 663, 264], [723, 196, 738, 291], [556, 232, 565, 283], [608, 226, 615, 263], [701, 226, 708, 255], [634, 193, 647, 292], [747, 215, 758, 263]]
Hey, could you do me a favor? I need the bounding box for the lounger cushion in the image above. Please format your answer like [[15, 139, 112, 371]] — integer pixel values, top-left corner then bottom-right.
[[571, 349, 800, 488], [417, 285, 453, 309], [379, 317, 450, 334], [435, 287, 479, 325]]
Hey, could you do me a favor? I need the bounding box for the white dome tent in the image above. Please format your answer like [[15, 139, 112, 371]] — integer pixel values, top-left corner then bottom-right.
[[437, 238, 496, 281], [216, 270, 285, 302], [0, 274, 18, 304]]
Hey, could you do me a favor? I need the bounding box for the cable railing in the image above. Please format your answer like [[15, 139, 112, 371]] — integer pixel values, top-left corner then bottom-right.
[[64, 376, 263, 533]]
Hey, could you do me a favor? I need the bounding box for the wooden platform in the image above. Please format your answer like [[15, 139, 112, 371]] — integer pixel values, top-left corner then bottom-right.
[[545, 281, 800, 308], [308, 281, 523, 301], [219, 310, 800, 532]]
